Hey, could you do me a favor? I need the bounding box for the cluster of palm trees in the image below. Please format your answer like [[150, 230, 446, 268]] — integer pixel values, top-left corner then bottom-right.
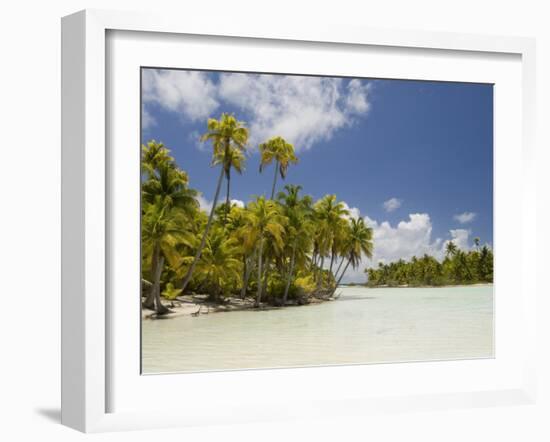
[[141, 113, 374, 313], [365, 239, 493, 287]]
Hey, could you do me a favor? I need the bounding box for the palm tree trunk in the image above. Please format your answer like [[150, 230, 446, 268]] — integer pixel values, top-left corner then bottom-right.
[[241, 262, 252, 300], [329, 250, 336, 275], [255, 237, 264, 306], [331, 259, 351, 296], [153, 255, 170, 314], [224, 171, 230, 224], [240, 255, 247, 297], [270, 160, 279, 199], [241, 250, 256, 299], [317, 255, 325, 289], [333, 257, 345, 284], [143, 243, 159, 310], [283, 242, 297, 304], [311, 251, 318, 270], [262, 262, 269, 299], [181, 166, 225, 291]]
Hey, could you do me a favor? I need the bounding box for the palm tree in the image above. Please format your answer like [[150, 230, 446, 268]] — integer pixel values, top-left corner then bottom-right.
[[180, 114, 249, 292], [329, 217, 349, 276], [225, 205, 257, 298], [478, 245, 493, 282], [474, 237, 481, 250], [194, 227, 242, 301], [456, 250, 474, 281], [313, 195, 349, 290], [445, 240, 458, 258], [277, 185, 314, 304], [333, 225, 351, 283], [211, 143, 246, 222], [333, 217, 373, 293], [140, 142, 198, 311], [259, 136, 298, 199], [245, 197, 286, 306], [141, 140, 172, 176], [141, 199, 193, 314], [141, 161, 198, 214]]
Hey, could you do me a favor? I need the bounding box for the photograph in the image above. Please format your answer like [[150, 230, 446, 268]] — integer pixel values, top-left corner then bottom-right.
[[140, 68, 494, 374]]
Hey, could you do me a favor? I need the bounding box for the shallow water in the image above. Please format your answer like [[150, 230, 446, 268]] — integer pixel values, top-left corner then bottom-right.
[[141, 285, 494, 374]]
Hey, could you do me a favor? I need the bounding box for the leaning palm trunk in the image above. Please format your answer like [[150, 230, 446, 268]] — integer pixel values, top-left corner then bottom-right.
[[282, 242, 297, 304], [311, 251, 318, 270], [153, 255, 170, 314], [143, 282, 156, 310], [143, 243, 160, 310], [270, 160, 279, 199], [329, 250, 336, 275], [143, 290, 155, 310], [181, 166, 225, 291], [333, 257, 345, 286], [255, 237, 264, 306], [331, 259, 351, 296], [316, 255, 325, 290]]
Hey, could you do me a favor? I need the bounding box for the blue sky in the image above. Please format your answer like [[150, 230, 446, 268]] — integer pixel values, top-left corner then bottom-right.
[[141, 68, 493, 281]]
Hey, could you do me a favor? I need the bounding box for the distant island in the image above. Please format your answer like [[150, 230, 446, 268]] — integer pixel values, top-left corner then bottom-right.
[[364, 242, 493, 288]]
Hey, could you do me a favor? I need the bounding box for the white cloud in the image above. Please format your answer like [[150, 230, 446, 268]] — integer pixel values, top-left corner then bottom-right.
[[365, 213, 444, 266], [142, 70, 372, 151], [446, 229, 472, 251], [382, 197, 402, 212], [453, 211, 476, 224], [142, 69, 219, 121], [341, 201, 361, 220], [339, 213, 474, 283], [196, 195, 212, 213], [230, 199, 245, 208], [219, 74, 371, 150], [187, 130, 206, 151], [345, 79, 371, 113], [142, 106, 156, 130], [198, 195, 245, 213]]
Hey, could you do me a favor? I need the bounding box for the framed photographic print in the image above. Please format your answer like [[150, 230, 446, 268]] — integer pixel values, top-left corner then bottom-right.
[[139, 68, 495, 374], [61, 9, 538, 432]]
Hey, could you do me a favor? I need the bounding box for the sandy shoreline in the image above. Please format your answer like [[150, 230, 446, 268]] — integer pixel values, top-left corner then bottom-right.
[[142, 294, 332, 320], [142, 284, 493, 319]]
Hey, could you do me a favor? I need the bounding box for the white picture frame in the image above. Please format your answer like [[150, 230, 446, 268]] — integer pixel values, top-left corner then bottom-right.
[[61, 9, 537, 433]]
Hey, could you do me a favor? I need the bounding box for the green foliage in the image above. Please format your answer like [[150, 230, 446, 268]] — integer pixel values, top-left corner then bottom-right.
[[294, 274, 316, 294], [162, 282, 182, 300], [259, 136, 298, 179], [366, 242, 494, 287], [259, 136, 298, 199]]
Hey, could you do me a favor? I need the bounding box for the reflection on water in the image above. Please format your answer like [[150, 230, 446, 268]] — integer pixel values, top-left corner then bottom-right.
[[142, 285, 494, 374]]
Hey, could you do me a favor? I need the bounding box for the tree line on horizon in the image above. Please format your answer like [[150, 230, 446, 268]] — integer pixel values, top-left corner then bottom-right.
[[365, 240, 493, 287], [141, 113, 374, 314]]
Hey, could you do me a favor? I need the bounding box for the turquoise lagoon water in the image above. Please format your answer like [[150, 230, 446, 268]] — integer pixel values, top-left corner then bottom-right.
[[142, 285, 494, 374]]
